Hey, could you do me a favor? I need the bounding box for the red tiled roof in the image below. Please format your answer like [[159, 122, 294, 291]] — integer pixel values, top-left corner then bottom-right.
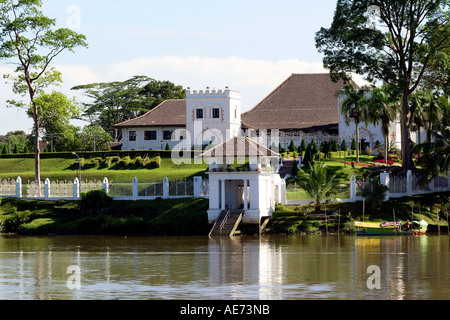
[[241, 73, 359, 131], [113, 99, 186, 128]]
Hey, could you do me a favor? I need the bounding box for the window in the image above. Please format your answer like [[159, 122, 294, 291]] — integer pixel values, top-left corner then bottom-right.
[[163, 130, 173, 140], [196, 109, 204, 119], [212, 108, 220, 119], [144, 131, 157, 140], [129, 131, 136, 141]]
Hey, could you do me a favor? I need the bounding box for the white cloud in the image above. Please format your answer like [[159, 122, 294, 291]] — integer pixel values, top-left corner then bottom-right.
[[104, 55, 328, 110], [3, 55, 365, 134]]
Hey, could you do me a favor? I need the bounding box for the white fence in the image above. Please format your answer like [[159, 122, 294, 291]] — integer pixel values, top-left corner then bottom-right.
[[285, 170, 450, 205], [0, 176, 209, 201]]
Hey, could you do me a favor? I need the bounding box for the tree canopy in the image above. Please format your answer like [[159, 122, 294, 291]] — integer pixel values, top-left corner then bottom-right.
[[316, 0, 450, 170], [0, 0, 88, 189], [71, 76, 185, 141]]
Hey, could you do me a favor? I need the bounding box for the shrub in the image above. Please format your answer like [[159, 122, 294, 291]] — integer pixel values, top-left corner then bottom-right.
[[117, 156, 131, 167], [79, 190, 112, 211], [145, 156, 161, 168], [0, 207, 32, 233], [133, 156, 145, 166]]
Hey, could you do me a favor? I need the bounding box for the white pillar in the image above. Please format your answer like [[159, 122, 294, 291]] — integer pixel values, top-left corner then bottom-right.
[[44, 178, 50, 200], [103, 177, 109, 195], [350, 175, 356, 202], [244, 179, 248, 210], [193, 176, 202, 197], [380, 172, 390, 201], [132, 177, 139, 200], [163, 177, 169, 199], [16, 176, 22, 198], [73, 178, 80, 199], [221, 179, 226, 210], [406, 170, 413, 196]]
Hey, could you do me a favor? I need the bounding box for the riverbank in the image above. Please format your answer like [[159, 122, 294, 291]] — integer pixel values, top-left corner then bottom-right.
[[1, 192, 448, 236]]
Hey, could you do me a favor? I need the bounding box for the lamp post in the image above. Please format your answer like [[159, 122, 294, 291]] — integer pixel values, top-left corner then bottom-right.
[[72, 152, 81, 185]]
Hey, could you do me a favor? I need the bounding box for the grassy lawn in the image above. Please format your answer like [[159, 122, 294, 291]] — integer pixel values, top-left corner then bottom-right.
[[0, 156, 209, 182]]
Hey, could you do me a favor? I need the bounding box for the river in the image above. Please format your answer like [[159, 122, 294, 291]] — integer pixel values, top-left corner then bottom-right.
[[0, 234, 448, 300]]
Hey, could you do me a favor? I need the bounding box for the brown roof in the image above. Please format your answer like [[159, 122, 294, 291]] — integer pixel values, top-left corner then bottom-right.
[[200, 136, 279, 158], [241, 73, 359, 131], [113, 99, 186, 128]]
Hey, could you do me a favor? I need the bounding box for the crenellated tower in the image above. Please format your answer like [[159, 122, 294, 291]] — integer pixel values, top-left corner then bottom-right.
[[185, 88, 241, 148]]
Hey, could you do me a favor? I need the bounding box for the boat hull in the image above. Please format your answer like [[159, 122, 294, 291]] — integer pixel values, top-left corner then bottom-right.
[[355, 221, 428, 236]]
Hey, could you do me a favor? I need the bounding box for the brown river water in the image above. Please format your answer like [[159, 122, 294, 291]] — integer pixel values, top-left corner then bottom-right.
[[0, 234, 448, 300]]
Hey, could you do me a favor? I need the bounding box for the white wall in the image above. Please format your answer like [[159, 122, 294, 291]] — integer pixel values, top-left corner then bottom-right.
[[186, 89, 241, 147], [121, 127, 185, 150]]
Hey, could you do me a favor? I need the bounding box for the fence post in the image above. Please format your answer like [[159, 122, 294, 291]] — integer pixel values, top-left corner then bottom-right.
[[163, 177, 169, 199], [73, 178, 80, 200], [44, 178, 50, 200], [380, 171, 390, 201], [103, 177, 109, 195], [194, 176, 202, 197], [406, 170, 413, 196], [350, 176, 356, 202], [132, 177, 139, 201], [16, 176, 22, 198]]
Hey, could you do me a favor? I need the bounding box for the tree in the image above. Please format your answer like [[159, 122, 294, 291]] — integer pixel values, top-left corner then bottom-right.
[[297, 162, 337, 212], [341, 84, 369, 163], [72, 76, 185, 141], [288, 140, 296, 152], [78, 125, 113, 152], [316, 0, 450, 170], [418, 94, 450, 181], [0, 0, 88, 194], [28, 91, 80, 152], [366, 84, 400, 162]]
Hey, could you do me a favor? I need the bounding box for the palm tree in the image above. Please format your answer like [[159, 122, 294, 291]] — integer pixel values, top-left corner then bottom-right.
[[367, 84, 400, 162], [297, 162, 337, 212], [419, 94, 450, 182], [341, 84, 369, 163]]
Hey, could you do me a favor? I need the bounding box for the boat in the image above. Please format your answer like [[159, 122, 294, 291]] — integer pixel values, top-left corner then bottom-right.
[[355, 220, 428, 236]]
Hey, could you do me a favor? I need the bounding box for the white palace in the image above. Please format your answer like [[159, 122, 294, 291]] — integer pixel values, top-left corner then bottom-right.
[[114, 73, 404, 153]]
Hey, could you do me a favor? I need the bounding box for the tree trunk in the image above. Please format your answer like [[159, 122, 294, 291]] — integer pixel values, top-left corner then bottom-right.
[[32, 100, 41, 196], [384, 134, 389, 163], [401, 91, 414, 170], [356, 123, 360, 163]]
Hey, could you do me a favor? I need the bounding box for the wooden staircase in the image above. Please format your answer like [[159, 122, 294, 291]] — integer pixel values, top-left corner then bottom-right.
[[278, 159, 295, 179], [209, 210, 244, 237]]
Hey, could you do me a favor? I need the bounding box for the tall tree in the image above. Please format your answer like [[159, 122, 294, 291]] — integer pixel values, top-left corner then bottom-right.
[[0, 0, 88, 193], [341, 84, 369, 163], [316, 0, 450, 170], [72, 76, 186, 141], [366, 84, 400, 162]]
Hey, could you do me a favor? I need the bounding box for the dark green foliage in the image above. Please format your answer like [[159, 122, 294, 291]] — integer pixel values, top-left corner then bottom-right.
[[79, 190, 113, 211], [341, 139, 348, 151], [288, 140, 296, 152]]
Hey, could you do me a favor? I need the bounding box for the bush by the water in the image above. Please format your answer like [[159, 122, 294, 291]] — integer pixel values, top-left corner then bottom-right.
[[79, 190, 113, 210]]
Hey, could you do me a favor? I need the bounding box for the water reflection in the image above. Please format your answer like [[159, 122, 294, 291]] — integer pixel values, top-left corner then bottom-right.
[[0, 235, 448, 300]]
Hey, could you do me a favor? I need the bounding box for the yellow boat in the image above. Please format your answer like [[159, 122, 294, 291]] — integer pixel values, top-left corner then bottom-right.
[[355, 220, 428, 236]]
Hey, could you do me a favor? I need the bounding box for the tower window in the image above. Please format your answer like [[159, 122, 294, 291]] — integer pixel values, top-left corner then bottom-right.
[[212, 108, 220, 119], [196, 109, 204, 119]]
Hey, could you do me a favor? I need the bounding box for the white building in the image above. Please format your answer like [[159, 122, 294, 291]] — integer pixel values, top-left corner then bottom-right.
[[114, 73, 401, 153]]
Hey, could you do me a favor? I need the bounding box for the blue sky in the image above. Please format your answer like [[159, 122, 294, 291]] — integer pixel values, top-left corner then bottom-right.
[[0, 0, 343, 135]]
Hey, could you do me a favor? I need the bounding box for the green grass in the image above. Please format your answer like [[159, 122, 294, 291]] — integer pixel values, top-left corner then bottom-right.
[[0, 156, 209, 182]]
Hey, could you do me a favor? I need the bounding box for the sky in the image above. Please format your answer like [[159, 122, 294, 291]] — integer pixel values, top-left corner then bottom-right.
[[0, 0, 354, 136]]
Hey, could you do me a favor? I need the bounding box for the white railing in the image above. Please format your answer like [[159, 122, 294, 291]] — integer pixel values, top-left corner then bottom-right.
[[0, 176, 209, 201], [284, 170, 450, 205]]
